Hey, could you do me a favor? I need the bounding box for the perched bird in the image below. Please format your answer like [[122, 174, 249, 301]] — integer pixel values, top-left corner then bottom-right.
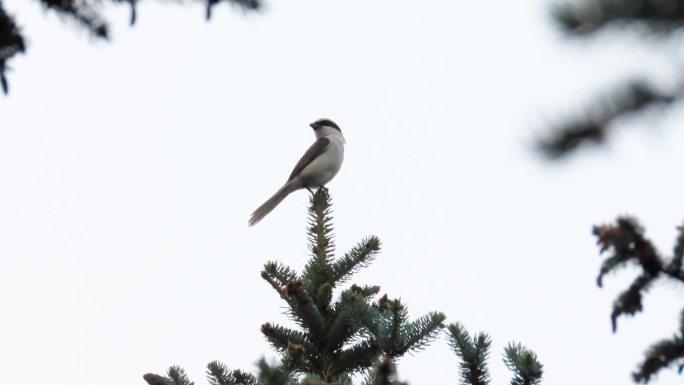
[[249, 118, 345, 226]]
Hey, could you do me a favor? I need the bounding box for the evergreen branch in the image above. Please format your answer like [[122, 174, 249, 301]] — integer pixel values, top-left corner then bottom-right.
[[0, 0, 262, 95], [261, 322, 316, 355], [668, 223, 684, 274], [38, 0, 262, 32], [447, 323, 491, 385], [263, 262, 299, 287], [596, 254, 627, 288], [333, 373, 355, 385], [330, 236, 381, 286], [167, 366, 195, 385], [346, 291, 383, 336], [260, 273, 305, 326], [537, 81, 677, 160], [610, 273, 655, 332], [326, 285, 381, 351], [503, 342, 543, 385], [351, 284, 382, 299], [279, 345, 311, 374], [368, 358, 406, 385], [399, 311, 446, 354], [362, 368, 375, 385], [325, 286, 383, 353], [261, 263, 300, 314], [375, 299, 410, 357], [552, 0, 684, 36], [303, 188, 335, 296], [283, 279, 326, 341], [324, 306, 359, 354], [39, 0, 109, 38], [256, 359, 291, 385], [595, 216, 684, 380], [111, 0, 138, 26], [633, 331, 684, 384], [144, 373, 173, 385], [207, 361, 258, 385], [594, 216, 664, 284], [0, 4, 26, 95], [334, 340, 381, 375], [261, 270, 287, 297], [206, 0, 261, 20]]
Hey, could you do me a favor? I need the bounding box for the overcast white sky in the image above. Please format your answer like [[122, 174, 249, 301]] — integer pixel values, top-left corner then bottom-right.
[[2, 1, 684, 385]]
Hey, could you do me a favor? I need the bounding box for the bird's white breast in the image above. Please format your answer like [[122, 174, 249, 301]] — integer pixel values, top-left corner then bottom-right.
[[298, 135, 344, 187]]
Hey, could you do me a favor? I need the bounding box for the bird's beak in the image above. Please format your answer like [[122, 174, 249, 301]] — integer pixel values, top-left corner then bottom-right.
[[309, 122, 318, 130]]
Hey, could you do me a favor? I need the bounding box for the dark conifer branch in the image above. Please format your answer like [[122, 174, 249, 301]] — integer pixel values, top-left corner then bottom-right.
[[334, 340, 379, 375], [207, 362, 259, 385], [447, 323, 492, 385], [325, 286, 383, 352], [345, 293, 383, 336], [399, 312, 447, 354], [381, 300, 408, 357], [283, 279, 327, 341], [254, 359, 291, 385], [123, 0, 137, 25], [303, 188, 336, 294], [593, 216, 684, 381], [261, 323, 315, 355], [552, 0, 684, 36], [325, 297, 362, 353], [670, 223, 684, 273], [0, 5, 25, 95], [594, 216, 665, 287], [544, 0, 684, 159], [168, 367, 195, 385], [633, 330, 684, 384], [537, 81, 677, 159], [38, 0, 109, 38], [365, 358, 406, 385], [503, 343, 543, 385], [610, 273, 655, 332], [330, 237, 381, 286], [0, 0, 262, 94], [143, 368, 194, 385], [448, 323, 542, 385], [262, 262, 298, 292]]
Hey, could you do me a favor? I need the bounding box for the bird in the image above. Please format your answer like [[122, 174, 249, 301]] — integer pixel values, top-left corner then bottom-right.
[[249, 118, 345, 226]]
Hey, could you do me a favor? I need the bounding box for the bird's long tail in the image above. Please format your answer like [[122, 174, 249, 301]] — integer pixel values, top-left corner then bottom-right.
[[248, 183, 294, 226]]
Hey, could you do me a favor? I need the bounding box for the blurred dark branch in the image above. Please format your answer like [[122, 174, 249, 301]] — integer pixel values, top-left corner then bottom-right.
[[39, 0, 109, 38], [593, 216, 684, 382], [369, 358, 406, 385], [633, 321, 684, 384], [0, 4, 26, 94], [0, 0, 262, 95], [552, 0, 684, 36], [537, 80, 678, 159]]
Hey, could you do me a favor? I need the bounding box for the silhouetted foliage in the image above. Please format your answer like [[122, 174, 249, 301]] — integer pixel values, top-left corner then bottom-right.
[[0, 0, 261, 95], [552, 0, 684, 35], [593, 216, 684, 382], [0, 3, 25, 94], [537, 80, 677, 159], [541, 0, 684, 159], [447, 323, 543, 385], [143, 189, 542, 385]]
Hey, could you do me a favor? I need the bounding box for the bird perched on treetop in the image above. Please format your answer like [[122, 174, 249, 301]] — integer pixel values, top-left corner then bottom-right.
[[249, 118, 345, 226]]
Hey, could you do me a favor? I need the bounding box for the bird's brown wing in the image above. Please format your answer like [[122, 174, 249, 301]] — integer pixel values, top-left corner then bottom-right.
[[288, 137, 330, 181]]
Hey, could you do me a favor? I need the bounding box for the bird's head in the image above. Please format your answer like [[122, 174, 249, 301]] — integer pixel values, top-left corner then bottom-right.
[[310, 118, 344, 140]]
